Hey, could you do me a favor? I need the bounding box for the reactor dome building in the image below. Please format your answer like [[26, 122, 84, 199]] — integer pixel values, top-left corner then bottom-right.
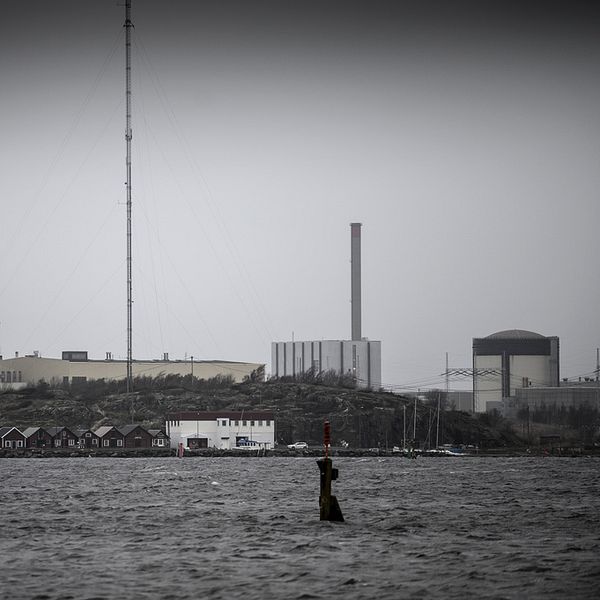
[[472, 329, 559, 412]]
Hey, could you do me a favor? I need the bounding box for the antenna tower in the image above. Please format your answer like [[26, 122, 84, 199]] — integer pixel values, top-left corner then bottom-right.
[[125, 0, 133, 392]]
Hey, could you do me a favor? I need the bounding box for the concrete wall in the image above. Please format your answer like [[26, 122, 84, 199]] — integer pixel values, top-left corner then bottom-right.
[[509, 355, 552, 394], [474, 350, 559, 413], [473, 354, 502, 412]]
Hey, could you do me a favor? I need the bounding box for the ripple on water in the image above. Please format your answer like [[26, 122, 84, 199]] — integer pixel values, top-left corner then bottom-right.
[[0, 456, 599, 599]]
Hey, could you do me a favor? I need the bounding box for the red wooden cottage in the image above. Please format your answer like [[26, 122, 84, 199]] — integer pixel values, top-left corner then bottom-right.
[[22, 427, 53, 449], [119, 425, 153, 448], [0, 427, 26, 449]]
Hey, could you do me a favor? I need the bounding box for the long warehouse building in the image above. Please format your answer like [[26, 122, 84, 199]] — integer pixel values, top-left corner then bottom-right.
[[0, 351, 263, 389]]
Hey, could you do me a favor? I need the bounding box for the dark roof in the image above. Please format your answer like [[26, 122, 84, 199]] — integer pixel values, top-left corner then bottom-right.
[[76, 428, 99, 437], [118, 424, 150, 436], [22, 427, 41, 438], [45, 426, 78, 437], [94, 426, 122, 438], [167, 411, 274, 421], [45, 427, 63, 437], [148, 429, 168, 437], [486, 329, 546, 340], [0, 426, 24, 438]]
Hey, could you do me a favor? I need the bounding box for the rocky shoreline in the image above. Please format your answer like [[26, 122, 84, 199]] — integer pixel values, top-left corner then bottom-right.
[[1, 446, 597, 459]]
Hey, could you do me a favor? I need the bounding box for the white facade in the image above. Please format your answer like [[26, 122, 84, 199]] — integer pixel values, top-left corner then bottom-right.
[[271, 339, 382, 389], [166, 411, 275, 450], [473, 354, 502, 413], [0, 354, 263, 388]]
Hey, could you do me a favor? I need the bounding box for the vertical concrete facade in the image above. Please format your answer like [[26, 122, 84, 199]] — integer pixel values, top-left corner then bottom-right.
[[271, 340, 381, 390]]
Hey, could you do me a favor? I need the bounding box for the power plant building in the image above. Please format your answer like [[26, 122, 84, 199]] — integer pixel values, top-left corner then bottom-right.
[[271, 339, 382, 389], [472, 329, 559, 412], [271, 223, 382, 390]]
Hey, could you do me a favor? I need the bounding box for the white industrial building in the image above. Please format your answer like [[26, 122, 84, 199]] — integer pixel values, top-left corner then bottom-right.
[[166, 411, 275, 450], [0, 351, 263, 390], [472, 329, 559, 413], [271, 339, 381, 389], [271, 223, 382, 390]]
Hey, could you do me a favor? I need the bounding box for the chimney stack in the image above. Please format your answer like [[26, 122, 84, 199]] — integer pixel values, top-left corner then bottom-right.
[[350, 223, 362, 341]]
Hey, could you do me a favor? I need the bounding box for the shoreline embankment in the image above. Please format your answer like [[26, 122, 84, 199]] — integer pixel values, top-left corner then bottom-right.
[[1, 446, 597, 459]]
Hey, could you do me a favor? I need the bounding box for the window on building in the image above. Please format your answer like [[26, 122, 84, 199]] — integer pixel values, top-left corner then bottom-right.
[[18, 371, 22, 382], [243, 420, 247, 426], [17, 440, 23, 448], [258, 420, 263, 426], [266, 420, 271, 427], [68, 439, 75, 446], [85, 432, 91, 437], [251, 420, 255, 427], [4, 440, 10, 448], [117, 439, 123, 447], [235, 420, 239, 426], [55, 439, 61, 447], [6, 372, 11, 383], [92, 439, 98, 446], [221, 420, 227, 426], [103, 439, 109, 447]]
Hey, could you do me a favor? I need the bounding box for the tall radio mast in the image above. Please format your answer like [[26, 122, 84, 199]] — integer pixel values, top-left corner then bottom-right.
[[124, 0, 133, 392]]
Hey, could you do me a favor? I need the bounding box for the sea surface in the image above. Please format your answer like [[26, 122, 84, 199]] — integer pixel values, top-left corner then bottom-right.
[[1, 456, 599, 599]]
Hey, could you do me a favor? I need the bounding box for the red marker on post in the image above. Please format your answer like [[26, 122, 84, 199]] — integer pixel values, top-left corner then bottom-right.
[[324, 420, 331, 458]]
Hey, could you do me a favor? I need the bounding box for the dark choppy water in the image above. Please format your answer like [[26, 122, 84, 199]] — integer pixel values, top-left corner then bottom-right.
[[1, 456, 599, 599]]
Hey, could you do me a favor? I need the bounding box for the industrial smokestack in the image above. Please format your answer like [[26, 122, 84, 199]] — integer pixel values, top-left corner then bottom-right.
[[350, 222, 362, 341]]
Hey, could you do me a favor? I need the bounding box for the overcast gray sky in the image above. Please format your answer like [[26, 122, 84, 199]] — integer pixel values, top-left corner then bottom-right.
[[1, 1, 599, 391]]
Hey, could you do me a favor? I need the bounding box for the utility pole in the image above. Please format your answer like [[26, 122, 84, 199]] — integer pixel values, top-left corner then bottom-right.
[[125, 0, 134, 393]]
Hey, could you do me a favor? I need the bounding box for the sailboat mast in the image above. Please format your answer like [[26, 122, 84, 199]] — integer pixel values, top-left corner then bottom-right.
[[125, 0, 133, 392], [413, 396, 417, 442], [402, 403, 406, 449]]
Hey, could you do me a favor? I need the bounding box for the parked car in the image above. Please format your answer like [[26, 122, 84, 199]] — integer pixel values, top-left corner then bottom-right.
[[287, 441, 308, 449]]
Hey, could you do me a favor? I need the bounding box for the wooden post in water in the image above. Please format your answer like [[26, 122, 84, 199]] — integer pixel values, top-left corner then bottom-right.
[[317, 421, 344, 522]]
